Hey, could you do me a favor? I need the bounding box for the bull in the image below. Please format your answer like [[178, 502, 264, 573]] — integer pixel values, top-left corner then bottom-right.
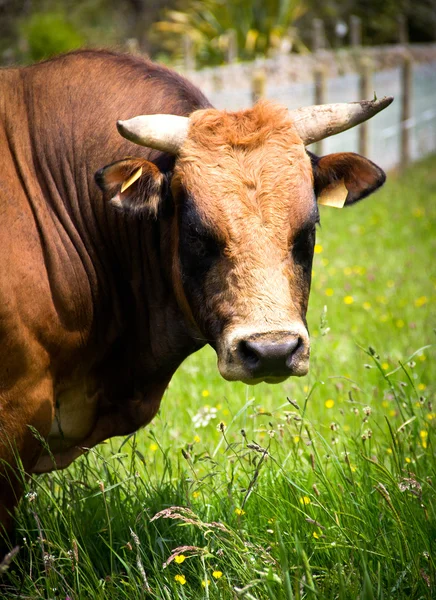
[[0, 50, 391, 538]]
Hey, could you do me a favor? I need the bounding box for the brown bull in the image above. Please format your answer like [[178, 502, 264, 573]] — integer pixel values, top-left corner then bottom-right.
[[0, 50, 391, 540]]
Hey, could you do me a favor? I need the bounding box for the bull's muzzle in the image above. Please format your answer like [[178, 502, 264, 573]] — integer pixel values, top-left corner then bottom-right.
[[218, 327, 310, 384]]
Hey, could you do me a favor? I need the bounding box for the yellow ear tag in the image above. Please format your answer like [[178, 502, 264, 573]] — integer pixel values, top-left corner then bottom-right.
[[318, 179, 348, 208], [120, 166, 143, 193]]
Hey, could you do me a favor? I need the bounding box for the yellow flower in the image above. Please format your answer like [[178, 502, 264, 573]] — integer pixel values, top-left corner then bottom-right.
[[175, 555, 186, 564], [343, 296, 354, 305], [419, 430, 428, 439], [427, 414, 434, 421], [325, 399, 334, 409], [202, 389, 210, 397], [212, 571, 223, 579], [389, 409, 396, 417], [405, 457, 411, 464], [382, 401, 389, 408], [313, 531, 319, 539], [415, 296, 428, 308], [325, 288, 334, 297], [293, 435, 300, 444], [149, 443, 158, 452], [314, 244, 323, 254], [300, 496, 311, 505], [422, 441, 427, 449], [381, 363, 389, 370], [418, 383, 426, 391], [216, 403, 222, 410], [193, 435, 200, 443], [343, 266, 353, 276], [223, 408, 230, 416], [175, 574, 186, 585], [386, 448, 392, 454], [395, 319, 405, 328], [363, 302, 371, 311], [303, 385, 310, 393], [193, 491, 200, 498], [201, 579, 211, 588], [235, 508, 245, 516]]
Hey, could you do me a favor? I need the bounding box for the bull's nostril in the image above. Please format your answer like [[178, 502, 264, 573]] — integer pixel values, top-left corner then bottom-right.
[[237, 334, 305, 377], [238, 340, 261, 368]]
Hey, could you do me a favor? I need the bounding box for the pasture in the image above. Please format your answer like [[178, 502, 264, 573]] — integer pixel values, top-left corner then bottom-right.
[[1, 155, 435, 599]]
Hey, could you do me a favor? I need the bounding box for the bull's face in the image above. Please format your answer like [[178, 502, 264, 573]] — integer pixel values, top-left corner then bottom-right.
[[96, 99, 390, 384]]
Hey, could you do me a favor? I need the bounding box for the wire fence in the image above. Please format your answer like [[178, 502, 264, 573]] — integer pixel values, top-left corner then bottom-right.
[[204, 59, 436, 171]]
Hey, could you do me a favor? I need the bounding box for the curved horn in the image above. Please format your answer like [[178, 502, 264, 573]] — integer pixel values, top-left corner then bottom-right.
[[289, 97, 394, 146], [116, 114, 190, 154]]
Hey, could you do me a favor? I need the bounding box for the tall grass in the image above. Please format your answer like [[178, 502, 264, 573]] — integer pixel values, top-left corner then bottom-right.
[[1, 156, 435, 599]]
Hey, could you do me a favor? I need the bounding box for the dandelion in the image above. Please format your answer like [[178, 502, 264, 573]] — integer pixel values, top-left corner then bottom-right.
[[235, 508, 245, 516], [325, 288, 334, 297], [325, 399, 334, 409], [314, 244, 323, 254], [174, 555, 186, 564], [213, 571, 223, 579], [300, 496, 311, 505], [202, 389, 210, 397], [343, 295, 354, 305], [201, 580, 211, 588], [174, 574, 186, 585], [415, 296, 428, 307]]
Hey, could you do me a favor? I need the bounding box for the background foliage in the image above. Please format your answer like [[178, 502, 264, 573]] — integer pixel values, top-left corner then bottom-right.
[[1, 0, 435, 67]]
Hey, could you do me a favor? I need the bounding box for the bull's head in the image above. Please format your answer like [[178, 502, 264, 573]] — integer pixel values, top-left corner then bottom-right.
[[96, 98, 392, 384]]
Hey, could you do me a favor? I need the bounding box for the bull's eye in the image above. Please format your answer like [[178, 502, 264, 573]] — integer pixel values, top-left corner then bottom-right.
[[178, 202, 222, 281], [291, 225, 316, 273]]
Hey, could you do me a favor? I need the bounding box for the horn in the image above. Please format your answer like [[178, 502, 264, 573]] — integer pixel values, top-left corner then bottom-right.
[[289, 97, 394, 146], [116, 114, 190, 154]]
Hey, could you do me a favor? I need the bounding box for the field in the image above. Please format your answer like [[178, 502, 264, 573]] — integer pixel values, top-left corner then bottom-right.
[[1, 156, 435, 599]]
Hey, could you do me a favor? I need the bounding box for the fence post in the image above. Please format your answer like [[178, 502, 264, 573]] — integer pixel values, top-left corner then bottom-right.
[[313, 66, 327, 155], [251, 69, 266, 105], [401, 54, 413, 167], [183, 35, 195, 71], [397, 15, 408, 44], [312, 19, 325, 53], [226, 29, 238, 64], [359, 58, 372, 157], [349, 15, 362, 47]]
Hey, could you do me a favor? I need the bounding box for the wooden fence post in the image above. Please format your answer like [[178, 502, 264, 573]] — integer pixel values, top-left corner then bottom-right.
[[359, 58, 372, 157], [251, 69, 266, 105], [349, 15, 362, 47], [183, 35, 195, 71], [312, 18, 326, 53], [397, 15, 408, 44], [314, 66, 327, 155], [226, 29, 238, 64], [401, 54, 413, 167]]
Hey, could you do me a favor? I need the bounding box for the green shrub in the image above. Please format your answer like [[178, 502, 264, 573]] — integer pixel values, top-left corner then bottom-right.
[[21, 12, 84, 62]]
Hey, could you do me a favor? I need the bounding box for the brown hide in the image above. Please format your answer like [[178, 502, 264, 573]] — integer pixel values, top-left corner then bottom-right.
[[0, 51, 210, 537]]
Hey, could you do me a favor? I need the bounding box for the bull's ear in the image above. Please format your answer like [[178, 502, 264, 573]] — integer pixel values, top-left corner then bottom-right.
[[95, 158, 165, 216], [312, 152, 386, 207]]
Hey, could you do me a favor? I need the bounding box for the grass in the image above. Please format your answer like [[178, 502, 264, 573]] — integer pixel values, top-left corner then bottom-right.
[[1, 155, 435, 599]]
